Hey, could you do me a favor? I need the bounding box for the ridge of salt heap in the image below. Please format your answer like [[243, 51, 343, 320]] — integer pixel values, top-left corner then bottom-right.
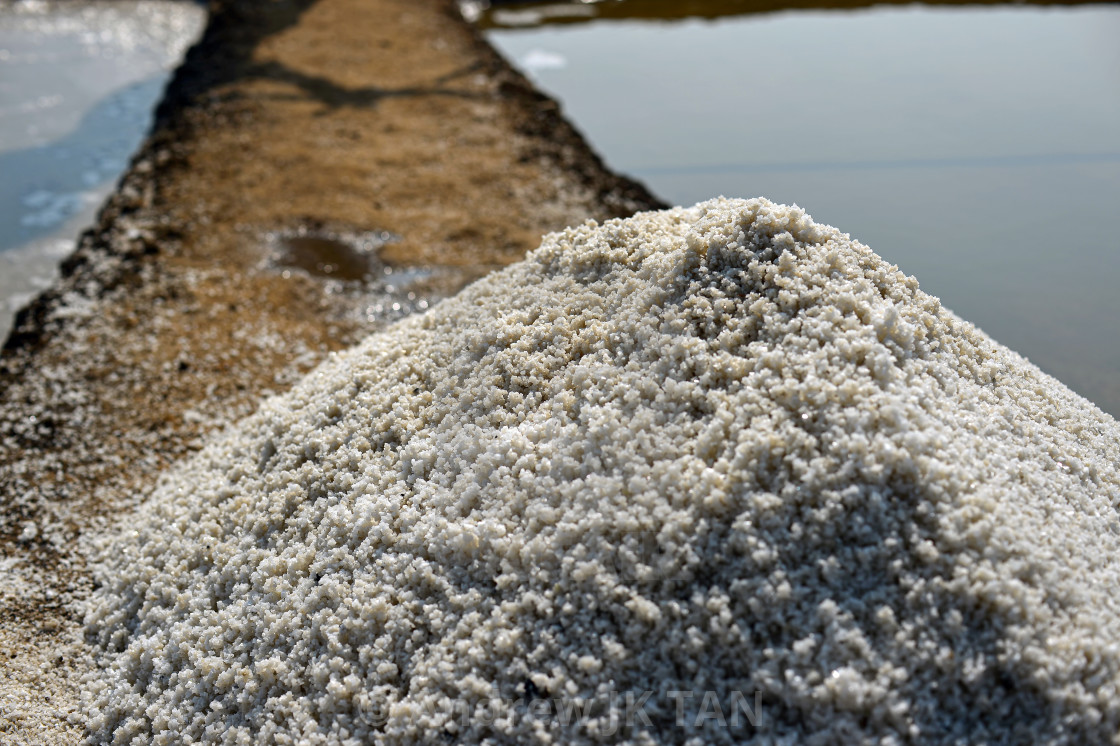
[[84, 198, 1120, 744]]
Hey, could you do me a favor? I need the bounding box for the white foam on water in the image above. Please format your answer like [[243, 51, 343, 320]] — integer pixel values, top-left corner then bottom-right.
[[84, 199, 1120, 744], [520, 48, 569, 72]]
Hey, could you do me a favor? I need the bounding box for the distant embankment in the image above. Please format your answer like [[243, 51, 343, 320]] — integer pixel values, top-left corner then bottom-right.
[[476, 0, 1116, 28]]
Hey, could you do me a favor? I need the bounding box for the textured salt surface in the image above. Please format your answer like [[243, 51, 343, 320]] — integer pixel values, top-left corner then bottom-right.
[[84, 199, 1120, 744]]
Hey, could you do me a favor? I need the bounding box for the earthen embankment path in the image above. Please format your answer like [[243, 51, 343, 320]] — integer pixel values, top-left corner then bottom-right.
[[0, 0, 663, 740]]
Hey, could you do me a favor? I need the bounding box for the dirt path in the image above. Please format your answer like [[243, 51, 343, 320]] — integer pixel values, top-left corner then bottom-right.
[[0, 0, 663, 740]]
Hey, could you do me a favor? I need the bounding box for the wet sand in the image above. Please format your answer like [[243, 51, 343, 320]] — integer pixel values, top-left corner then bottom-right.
[[0, 0, 663, 740]]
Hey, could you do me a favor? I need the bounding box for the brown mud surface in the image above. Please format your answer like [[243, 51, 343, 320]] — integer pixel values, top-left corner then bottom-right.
[[0, 0, 664, 740]]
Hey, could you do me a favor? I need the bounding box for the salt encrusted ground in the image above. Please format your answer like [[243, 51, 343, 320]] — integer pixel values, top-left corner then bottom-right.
[[0, 0, 664, 739], [84, 198, 1120, 745]]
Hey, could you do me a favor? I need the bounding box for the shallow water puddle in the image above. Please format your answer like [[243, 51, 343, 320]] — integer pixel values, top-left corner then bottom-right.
[[274, 230, 394, 282], [266, 226, 482, 325]]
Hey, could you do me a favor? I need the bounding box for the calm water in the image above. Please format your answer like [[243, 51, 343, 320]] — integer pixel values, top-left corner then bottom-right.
[[0, 0, 205, 342], [482, 1, 1120, 416]]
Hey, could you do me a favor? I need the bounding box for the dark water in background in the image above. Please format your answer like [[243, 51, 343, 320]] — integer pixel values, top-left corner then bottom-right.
[[480, 0, 1120, 416]]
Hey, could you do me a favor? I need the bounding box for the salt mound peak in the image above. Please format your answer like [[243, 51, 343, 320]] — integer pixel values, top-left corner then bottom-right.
[[84, 198, 1120, 745]]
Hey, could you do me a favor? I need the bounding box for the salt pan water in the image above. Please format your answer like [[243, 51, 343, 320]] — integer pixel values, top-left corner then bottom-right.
[[0, 0, 205, 341]]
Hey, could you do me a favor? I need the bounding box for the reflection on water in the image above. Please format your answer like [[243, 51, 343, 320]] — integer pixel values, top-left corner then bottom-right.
[[482, 1, 1120, 416]]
